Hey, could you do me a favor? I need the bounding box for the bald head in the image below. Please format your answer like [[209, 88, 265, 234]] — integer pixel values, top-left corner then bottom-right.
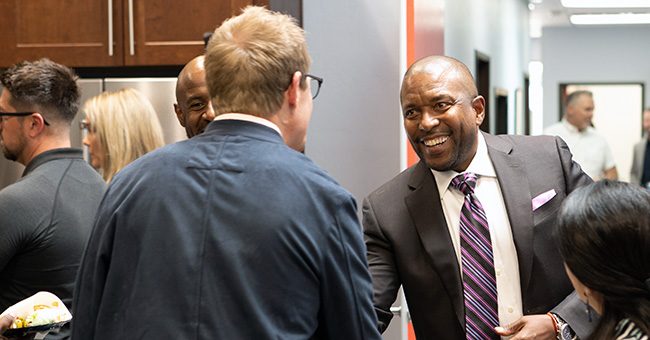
[[174, 55, 215, 138], [401, 56, 478, 103], [176, 56, 206, 99], [400, 55, 485, 172]]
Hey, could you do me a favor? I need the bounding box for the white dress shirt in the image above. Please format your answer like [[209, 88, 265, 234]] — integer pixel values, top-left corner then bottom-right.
[[214, 113, 283, 136], [544, 119, 615, 180], [431, 132, 523, 329]]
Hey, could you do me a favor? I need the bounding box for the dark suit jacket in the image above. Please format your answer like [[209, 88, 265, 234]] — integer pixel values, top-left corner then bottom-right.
[[72, 119, 381, 340], [630, 135, 648, 185], [362, 133, 593, 339]]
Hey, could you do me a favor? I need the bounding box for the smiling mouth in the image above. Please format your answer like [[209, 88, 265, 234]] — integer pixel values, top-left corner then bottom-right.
[[421, 136, 448, 147]]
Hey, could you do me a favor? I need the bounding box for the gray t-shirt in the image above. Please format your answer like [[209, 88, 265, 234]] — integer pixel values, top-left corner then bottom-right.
[[0, 148, 105, 339]]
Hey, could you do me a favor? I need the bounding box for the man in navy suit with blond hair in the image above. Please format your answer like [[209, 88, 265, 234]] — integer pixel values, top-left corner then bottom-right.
[[73, 6, 380, 340]]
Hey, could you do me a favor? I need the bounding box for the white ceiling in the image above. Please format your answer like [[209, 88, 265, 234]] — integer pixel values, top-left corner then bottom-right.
[[529, 0, 572, 29], [529, 0, 650, 35]]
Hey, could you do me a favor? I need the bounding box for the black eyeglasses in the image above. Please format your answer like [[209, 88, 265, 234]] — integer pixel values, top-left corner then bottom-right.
[[303, 74, 323, 99], [0, 111, 50, 126]]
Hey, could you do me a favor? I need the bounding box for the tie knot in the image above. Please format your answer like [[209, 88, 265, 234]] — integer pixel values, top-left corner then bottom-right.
[[450, 172, 478, 196]]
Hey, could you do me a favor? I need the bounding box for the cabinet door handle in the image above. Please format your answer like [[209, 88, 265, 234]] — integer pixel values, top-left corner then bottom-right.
[[128, 0, 135, 55], [107, 0, 113, 56]]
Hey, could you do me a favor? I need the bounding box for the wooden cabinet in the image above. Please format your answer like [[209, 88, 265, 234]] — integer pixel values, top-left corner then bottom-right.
[[0, 0, 272, 67], [0, 1, 122, 67]]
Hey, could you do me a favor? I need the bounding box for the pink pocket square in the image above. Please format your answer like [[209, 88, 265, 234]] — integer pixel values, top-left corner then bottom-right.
[[532, 189, 556, 211]]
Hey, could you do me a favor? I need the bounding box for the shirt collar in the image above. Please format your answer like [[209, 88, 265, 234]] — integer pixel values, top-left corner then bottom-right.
[[561, 118, 580, 133], [431, 131, 496, 197], [562, 118, 594, 134], [23, 148, 83, 177], [214, 113, 282, 136]]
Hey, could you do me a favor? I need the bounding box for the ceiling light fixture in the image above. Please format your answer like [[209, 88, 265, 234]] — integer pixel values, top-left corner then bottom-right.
[[570, 12, 650, 24], [562, 0, 650, 8]]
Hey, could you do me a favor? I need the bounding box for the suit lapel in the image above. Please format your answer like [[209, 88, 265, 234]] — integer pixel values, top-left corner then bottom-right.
[[484, 133, 534, 294], [405, 161, 464, 326]]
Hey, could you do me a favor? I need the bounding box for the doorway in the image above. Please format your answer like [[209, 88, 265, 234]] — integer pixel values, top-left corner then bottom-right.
[[558, 83, 645, 182], [475, 51, 490, 133], [524, 74, 530, 135], [495, 88, 508, 135]]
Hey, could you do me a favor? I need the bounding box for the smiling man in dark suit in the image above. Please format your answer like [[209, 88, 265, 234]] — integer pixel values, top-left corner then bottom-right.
[[363, 55, 594, 340]]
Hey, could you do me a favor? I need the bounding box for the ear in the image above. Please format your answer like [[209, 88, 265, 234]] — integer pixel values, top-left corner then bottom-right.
[[565, 104, 574, 116], [173, 103, 186, 127], [285, 71, 303, 107], [25, 113, 48, 137], [472, 95, 486, 126]]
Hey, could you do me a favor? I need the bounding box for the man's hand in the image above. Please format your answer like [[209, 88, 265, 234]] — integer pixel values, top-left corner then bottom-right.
[[0, 314, 15, 340], [494, 314, 556, 340], [0, 314, 35, 340]]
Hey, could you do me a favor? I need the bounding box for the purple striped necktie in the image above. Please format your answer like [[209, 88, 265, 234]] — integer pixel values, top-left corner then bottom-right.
[[450, 172, 499, 340]]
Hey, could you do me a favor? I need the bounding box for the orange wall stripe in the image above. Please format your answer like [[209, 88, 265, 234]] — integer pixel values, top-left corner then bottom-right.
[[407, 1, 417, 336], [408, 321, 416, 340], [405, 0, 419, 168]]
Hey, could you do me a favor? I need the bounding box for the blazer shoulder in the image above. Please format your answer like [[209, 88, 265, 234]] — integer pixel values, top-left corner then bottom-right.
[[489, 134, 566, 156], [366, 163, 422, 203], [492, 133, 559, 146]]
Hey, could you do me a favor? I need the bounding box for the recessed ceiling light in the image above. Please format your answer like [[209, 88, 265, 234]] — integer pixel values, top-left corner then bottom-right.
[[570, 13, 650, 24], [562, 0, 650, 8]]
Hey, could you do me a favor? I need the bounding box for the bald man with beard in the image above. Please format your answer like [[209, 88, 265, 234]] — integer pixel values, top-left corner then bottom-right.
[[363, 55, 596, 340], [174, 56, 216, 138]]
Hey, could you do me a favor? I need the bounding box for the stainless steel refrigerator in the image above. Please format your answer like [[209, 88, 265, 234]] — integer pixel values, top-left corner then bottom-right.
[[0, 77, 186, 190]]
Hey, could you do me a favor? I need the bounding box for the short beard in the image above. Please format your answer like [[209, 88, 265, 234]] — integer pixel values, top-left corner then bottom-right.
[[1, 132, 25, 163], [1, 144, 18, 162]]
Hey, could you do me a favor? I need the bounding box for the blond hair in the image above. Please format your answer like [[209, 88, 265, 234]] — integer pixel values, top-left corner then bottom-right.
[[83, 88, 165, 182], [205, 6, 310, 117]]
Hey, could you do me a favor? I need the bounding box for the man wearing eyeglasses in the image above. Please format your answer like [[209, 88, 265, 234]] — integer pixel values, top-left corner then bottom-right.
[[73, 6, 380, 340], [0, 59, 105, 339]]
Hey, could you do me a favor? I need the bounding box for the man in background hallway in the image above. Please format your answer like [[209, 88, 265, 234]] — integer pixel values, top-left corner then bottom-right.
[[72, 6, 381, 340], [631, 107, 650, 188], [174, 55, 215, 138], [363, 55, 594, 339], [544, 90, 618, 181], [0, 59, 105, 339]]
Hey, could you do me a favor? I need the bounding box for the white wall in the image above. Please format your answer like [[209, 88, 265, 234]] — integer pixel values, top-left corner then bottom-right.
[[303, 4, 403, 337], [445, 0, 531, 134], [303, 2, 403, 203], [541, 26, 650, 128]]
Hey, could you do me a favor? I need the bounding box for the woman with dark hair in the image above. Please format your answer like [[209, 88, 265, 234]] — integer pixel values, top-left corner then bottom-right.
[[556, 180, 649, 339]]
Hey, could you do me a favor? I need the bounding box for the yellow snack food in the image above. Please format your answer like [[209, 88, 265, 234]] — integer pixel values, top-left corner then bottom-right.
[[10, 301, 66, 329]]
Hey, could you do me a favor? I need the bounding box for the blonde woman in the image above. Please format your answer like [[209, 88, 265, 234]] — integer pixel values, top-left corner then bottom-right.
[[81, 88, 165, 182]]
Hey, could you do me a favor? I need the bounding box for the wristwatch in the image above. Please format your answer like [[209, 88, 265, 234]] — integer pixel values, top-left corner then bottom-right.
[[551, 313, 577, 340]]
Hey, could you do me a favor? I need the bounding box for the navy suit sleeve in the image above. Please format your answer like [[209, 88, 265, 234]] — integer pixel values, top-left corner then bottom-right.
[[362, 196, 400, 334], [551, 136, 595, 339], [71, 191, 116, 340], [319, 195, 382, 340]]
